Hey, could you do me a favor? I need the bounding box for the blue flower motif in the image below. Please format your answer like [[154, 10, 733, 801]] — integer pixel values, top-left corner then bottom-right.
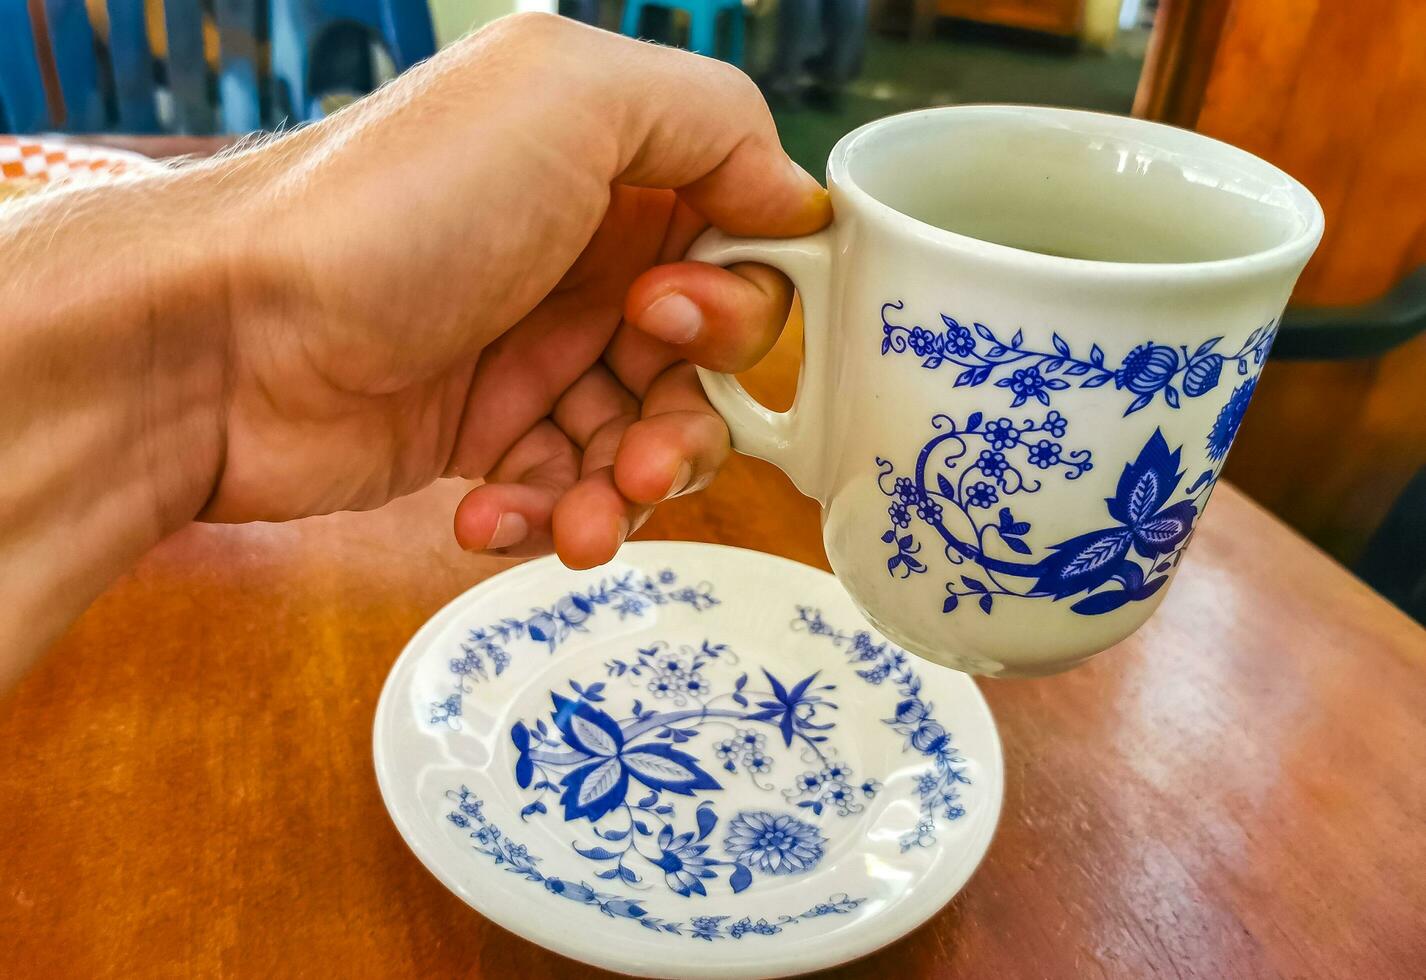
[[653, 821, 721, 897], [944, 323, 976, 356], [820, 760, 853, 782], [1116, 343, 1180, 394], [998, 366, 1050, 406], [525, 695, 721, 823], [910, 720, 950, 755], [1183, 354, 1224, 397], [647, 674, 679, 699], [976, 450, 1009, 480], [796, 771, 822, 793], [713, 739, 738, 762], [907, 326, 936, 355], [895, 698, 928, 724], [1026, 440, 1062, 469], [723, 811, 825, 876], [965, 482, 999, 509], [1207, 377, 1256, 461], [1042, 410, 1067, 438], [690, 916, 725, 941], [916, 500, 943, 523], [658, 569, 678, 584], [888, 502, 911, 528], [684, 674, 710, 697], [915, 772, 938, 795], [860, 779, 881, 799], [893, 476, 922, 506], [983, 417, 1021, 450], [822, 781, 858, 815]]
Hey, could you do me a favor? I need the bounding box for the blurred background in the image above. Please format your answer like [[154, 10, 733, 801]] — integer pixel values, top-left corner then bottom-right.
[[2, 0, 1423, 623]]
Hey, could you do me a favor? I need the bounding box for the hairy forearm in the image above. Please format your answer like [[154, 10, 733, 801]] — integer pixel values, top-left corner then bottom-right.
[[0, 171, 233, 689]]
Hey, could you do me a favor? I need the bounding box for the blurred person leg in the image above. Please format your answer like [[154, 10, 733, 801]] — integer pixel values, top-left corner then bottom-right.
[[807, 0, 866, 106], [763, 0, 819, 103]]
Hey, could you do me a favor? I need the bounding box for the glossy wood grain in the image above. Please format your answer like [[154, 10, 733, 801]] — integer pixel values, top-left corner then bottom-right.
[[1139, 0, 1426, 562], [4, 139, 1426, 977]]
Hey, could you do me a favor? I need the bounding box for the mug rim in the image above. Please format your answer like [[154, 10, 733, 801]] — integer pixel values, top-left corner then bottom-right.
[[826, 104, 1325, 282]]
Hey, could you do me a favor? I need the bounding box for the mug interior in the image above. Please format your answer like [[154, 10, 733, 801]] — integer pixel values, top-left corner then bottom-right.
[[832, 106, 1320, 265]]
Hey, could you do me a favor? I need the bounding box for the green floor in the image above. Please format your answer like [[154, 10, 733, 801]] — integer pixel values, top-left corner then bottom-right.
[[768, 30, 1145, 174]]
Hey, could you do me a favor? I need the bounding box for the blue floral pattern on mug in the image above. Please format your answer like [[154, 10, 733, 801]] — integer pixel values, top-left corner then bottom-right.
[[880, 300, 1275, 416], [875, 299, 1273, 618]]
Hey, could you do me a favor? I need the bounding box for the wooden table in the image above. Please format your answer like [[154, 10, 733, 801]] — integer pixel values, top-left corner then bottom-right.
[[4, 141, 1426, 978]]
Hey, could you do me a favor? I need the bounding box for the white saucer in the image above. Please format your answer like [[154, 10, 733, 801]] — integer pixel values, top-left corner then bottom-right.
[[374, 542, 1003, 978]]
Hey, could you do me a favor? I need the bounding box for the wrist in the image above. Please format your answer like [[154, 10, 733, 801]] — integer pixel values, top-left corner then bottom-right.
[[0, 168, 234, 680]]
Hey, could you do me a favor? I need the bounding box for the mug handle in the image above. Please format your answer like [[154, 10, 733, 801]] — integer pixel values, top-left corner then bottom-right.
[[687, 227, 835, 502]]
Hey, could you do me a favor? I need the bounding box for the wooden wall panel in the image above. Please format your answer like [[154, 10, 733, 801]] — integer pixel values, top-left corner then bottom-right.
[[1141, 0, 1426, 563]]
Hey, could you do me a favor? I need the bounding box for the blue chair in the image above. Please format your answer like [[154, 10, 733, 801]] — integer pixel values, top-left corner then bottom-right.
[[621, 0, 745, 63], [106, 0, 161, 133], [214, 0, 264, 133], [0, 5, 51, 132], [42, 0, 108, 131], [162, 0, 218, 133], [269, 0, 437, 122]]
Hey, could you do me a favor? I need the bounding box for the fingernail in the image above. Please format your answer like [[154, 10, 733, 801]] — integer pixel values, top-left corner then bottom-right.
[[639, 292, 702, 345], [665, 461, 693, 500], [788, 159, 830, 219], [485, 513, 528, 550], [615, 515, 631, 545]]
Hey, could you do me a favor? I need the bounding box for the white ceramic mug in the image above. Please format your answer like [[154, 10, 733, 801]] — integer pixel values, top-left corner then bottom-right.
[[691, 106, 1323, 677]]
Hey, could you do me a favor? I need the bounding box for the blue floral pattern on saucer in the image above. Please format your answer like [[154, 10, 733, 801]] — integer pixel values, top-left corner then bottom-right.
[[432, 590, 977, 932], [376, 543, 1004, 974]]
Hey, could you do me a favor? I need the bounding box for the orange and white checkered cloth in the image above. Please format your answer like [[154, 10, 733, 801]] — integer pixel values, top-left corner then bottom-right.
[[0, 136, 157, 186]]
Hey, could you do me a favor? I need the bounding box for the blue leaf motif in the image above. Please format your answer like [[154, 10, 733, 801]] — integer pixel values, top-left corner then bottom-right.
[[1034, 530, 1133, 599], [1069, 589, 1134, 615], [558, 757, 628, 823], [574, 843, 623, 861], [695, 802, 718, 840], [511, 722, 533, 789], [1109, 429, 1183, 526], [621, 743, 722, 795], [729, 864, 753, 894], [1193, 337, 1223, 359], [1123, 393, 1154, 415]]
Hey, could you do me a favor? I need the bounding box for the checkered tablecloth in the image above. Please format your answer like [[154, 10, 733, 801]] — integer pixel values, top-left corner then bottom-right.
[[0, 136, 157, 185]]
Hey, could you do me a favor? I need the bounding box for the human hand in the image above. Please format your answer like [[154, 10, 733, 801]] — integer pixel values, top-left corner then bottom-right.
[[210, 13, 827, 566]]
